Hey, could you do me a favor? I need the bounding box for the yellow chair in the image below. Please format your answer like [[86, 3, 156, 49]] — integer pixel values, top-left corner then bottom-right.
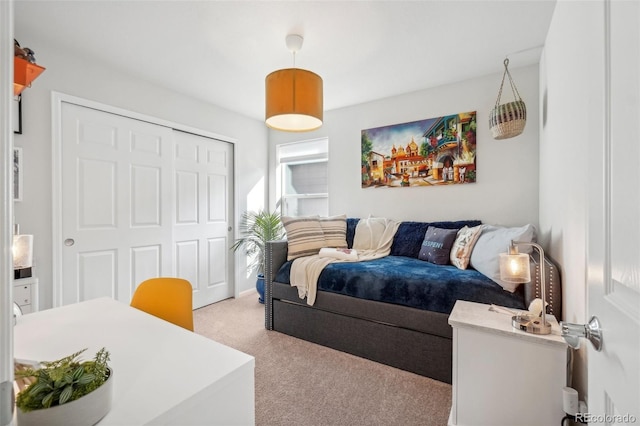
[[130, 277, 194, 331]]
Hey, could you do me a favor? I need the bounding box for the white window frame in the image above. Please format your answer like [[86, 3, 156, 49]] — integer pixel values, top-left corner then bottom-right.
[[276, 138, 328, 217]]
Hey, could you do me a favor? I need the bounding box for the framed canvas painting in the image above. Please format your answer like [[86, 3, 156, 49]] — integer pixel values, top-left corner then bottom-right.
[[14, 147, 22, 201], [361, 111, 476, 188]]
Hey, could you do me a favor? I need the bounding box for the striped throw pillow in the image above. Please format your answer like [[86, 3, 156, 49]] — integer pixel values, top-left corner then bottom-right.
[[282, 216, 326, 260], [319, 214, 347, 248]]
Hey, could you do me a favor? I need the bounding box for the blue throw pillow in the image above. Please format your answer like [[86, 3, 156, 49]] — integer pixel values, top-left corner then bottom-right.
[[418, 226, 458, 265], [391, 220, 482, 258]]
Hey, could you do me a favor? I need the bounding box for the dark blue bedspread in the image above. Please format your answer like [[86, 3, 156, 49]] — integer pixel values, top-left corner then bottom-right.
[[275, 255, 526, 315]]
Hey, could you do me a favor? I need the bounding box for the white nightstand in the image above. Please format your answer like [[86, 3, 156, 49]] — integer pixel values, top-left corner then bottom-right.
[[13, 277, 39, 314], [448, 300, 567, 426]]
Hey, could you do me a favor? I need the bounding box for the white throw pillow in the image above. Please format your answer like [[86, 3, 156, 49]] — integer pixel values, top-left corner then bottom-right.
[[469, 224, 536, 292], [352, 216, 389, 251]]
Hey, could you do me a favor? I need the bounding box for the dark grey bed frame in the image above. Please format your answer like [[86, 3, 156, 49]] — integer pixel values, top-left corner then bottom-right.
[[264, 240, 562, 384]]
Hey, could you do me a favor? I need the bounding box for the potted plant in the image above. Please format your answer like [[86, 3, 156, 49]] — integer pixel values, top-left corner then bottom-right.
[[231, 210, 285, 303], [15, 347, 113, 426]]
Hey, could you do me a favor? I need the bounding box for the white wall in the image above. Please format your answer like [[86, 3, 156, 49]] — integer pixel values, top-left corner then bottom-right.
[[269, 65, 540, 227], [539, 0, 600, 401], [13, 33, 268, 309]]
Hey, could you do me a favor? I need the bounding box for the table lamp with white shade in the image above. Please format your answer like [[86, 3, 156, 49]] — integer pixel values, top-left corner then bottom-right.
[[499, 240, 551, 335], [13, 225, 33, 279]]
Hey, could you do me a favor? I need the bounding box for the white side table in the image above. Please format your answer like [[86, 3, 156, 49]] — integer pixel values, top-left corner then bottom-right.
[[14, 276, 39, 314], [448, 300, 567, 426]]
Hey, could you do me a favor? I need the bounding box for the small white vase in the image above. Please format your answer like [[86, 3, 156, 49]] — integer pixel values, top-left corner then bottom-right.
[[17, 368, 114, 426]]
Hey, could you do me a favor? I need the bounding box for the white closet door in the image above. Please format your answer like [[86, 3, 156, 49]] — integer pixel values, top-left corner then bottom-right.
[[58, 101, 234, 308], [173, 130, 233, 309], [60, 103, 174, 305]]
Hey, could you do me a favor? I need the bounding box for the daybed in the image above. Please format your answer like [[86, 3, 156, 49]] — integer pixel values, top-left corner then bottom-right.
[[264, 218, 561, 384]]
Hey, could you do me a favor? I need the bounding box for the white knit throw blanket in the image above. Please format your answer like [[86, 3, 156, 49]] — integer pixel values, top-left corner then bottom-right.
[[290, 217, 400, 305]]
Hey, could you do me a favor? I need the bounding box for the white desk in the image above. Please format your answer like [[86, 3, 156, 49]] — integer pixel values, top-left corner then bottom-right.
[[14, 297, 255, 425]]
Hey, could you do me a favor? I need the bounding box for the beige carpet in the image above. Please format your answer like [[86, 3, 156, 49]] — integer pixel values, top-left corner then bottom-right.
[[194, 291, 452, 426]]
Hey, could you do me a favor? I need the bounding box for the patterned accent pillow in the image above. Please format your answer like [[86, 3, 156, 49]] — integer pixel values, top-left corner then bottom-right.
[[319, 214, 348, 248], [450, 225, 483, 270], [417, 226, 458, 265], [282, 215, 326, 261]]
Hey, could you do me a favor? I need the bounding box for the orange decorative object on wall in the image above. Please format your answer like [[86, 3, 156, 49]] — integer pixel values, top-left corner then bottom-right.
[[14, 57, 45, 96]]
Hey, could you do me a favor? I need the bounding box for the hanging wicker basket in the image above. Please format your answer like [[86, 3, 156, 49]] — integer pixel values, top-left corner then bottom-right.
[[489, 58, 527, 140]]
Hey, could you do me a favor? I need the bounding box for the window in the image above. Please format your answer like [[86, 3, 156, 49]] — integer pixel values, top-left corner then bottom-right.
[[277, 138, 328, 217]]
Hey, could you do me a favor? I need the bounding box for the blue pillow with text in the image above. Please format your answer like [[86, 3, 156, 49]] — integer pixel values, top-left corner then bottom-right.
[[418, 226, 458, 265]]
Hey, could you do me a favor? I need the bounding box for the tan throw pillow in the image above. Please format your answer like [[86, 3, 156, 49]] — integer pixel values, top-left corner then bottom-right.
[[450, 225, 483, 270], [319, 214, 347, 248], [282, 215, 326, 260]]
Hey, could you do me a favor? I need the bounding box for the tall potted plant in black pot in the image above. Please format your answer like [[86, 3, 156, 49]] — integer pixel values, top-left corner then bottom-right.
[[231, 210, 285, 303]]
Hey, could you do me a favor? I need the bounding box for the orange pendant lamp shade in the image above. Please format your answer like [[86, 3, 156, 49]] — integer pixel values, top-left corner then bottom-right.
[[265, 34, 323, 132], [265, 68, 323, 132]]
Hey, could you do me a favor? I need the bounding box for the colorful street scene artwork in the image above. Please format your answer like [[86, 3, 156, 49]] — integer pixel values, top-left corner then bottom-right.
[[361, 111, 477, 188]]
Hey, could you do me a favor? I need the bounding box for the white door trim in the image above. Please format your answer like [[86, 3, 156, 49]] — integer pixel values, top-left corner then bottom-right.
[[51, 92, 239, 306], [0, 1, 14, 424]]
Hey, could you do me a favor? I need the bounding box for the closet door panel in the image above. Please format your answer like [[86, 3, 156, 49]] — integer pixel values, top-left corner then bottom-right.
[[59, 102, 173, 305]]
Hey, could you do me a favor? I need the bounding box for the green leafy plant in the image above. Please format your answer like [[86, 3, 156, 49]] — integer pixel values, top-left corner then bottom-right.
[[15, 348, 111, 412], [231, 210, 285, 275]]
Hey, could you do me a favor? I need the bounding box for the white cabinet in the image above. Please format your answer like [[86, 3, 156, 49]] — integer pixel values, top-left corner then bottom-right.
[[448, 300, 567, 426], [13, 277, 38, 314]]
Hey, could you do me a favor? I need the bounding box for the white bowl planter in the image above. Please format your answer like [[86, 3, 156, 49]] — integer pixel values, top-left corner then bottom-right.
[[17, 368, 114, 426]]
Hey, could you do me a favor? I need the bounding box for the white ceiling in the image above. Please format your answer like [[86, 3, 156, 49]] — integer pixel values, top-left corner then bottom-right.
[[15, 0, 557, 121]]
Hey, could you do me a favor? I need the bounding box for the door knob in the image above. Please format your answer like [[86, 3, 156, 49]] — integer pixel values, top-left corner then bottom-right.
[[560, 316, 603, 351], [64, 238, 75, 246]]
